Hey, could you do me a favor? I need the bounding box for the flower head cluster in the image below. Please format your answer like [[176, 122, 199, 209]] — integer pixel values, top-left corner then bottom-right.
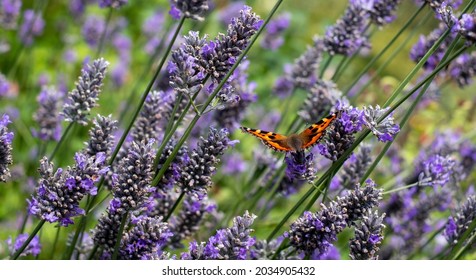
[[362, 105, 400, 142], [93, 141, 155, 256], [213, 60, 257, 130], [179, 127, 236, 198], [349, 210, 386, 260], [84, 114, 118, 157], [7, 233, 41, 257], [410, 24, 455, 71], [199, 6, 262, 84], [261, 13, 290, 50], [28, 153, 108, 226], [318, 106, 364, 162], [367, 0, 401, 26], [285, 151, 316, 182], [444, 195, 476, 245], [323, 0, 370, 56], [62, 58, 109, 125], [168, 195, 216, 248], [456, 13, 476, 45], [81, 15, 105, 47], [418, 154, 456, 187], [0, 114, 14, 182], [286, 179, 381, 256], [298, 79, 342, 123], [449, 52, 476, 87], [119, 216, 172, 260], [274, 38, 324, 96], [182, 211, 256, 260], [0, 0, 22, 29], [335, 144, 372, 190], [169, 0, 209, 21], [169, 31, 207, 99], [33, 87, 64, 141], [98, 0, 128, 9], [19, 9, 45, 46]]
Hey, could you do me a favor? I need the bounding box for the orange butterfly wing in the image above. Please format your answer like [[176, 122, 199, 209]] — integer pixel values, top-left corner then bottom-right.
[[239, 127, 292, 152], [299, 112, 338, 149]]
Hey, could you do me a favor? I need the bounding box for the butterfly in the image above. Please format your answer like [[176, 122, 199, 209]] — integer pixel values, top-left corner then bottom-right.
[[240, 112, 338, 153]]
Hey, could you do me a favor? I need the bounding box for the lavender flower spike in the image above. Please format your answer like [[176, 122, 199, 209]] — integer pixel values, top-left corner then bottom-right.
[[170, 0, 209, 21], [182, 211, 257, 260], [7, 233, 41, 257], [367, 0, 401, 26], [84, 114, 118, 158], [179, 127, 236, 199], [19, 9, 45, 46], [444, 195, 476, 245], [119, 216, 172, 260], [62, 58, 109, 125], [349, 210, 386, 260], [456, 13, 476, 45], [0, 114, 13, 182], [0, 0, 22, 29], [33, 87, 64, 141], [362, 105, 400, 142]]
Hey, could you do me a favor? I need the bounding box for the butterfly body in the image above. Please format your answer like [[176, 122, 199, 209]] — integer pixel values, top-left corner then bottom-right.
[[240, 112, 338, 153]]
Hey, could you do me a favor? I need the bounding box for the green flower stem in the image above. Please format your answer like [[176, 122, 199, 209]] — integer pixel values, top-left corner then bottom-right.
[[111, 212, 129, 260], [88, 244, 99, 260], [381, 182, 421, 195], [48, 122, 75, 161], [163, 191, 185, 222], [95, 8, 114, 58], [49, 226, 61, 259], [319, 55, 333, 79], [11, 220, 45, 259], [449, 218, 476, 260], [343, 4, 426, 95]]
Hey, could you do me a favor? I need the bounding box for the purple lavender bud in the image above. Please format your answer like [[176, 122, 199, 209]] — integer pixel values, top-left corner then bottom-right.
[[19, 9, 45, 46], [367, 0, 401, 26], [338, 144, 372, 190], [287, 179, 381, 257], [285, 151, 316, 182], [154, 137, 189, 192], [0, 114, 13, 182], [222, 153, 247, 174], [449, 52, 476, 87], [444, 195, 476, 245], [111, 141, 155, 213], [213, 60, 257, 130], [170, 0, 209, 21], [418, 154, 456, 187], [179, 127, 235, 199], [349, 210, 386, 260], [69, 0, 91, 18], [98, 0, 128, 9], [298, 79, 342, 123], [142, 9, 165, 37], [84, 114, 118, 157], [182, 211, 256, 260], [7, 233, 41, 257], [261, 13, 290, 50], [362, 105, 400, 142], [32, 87, 64, 142], [62, 58, 109, 126], [82, 15, 105, 47], [273, 76, 294, 98], [318, 106, 364, 162], [410, 24, 455, 70], [119, 216, 172, 260], [337, 179, 383, 226], [323, 1, 370, 56], [0, 0, 22, 29], [200, 6, 262, 84], [457, 13, 476, 45], [0, 73, 10, 97], [28, 152, 107, 226], [168, 195, 216, 248]]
